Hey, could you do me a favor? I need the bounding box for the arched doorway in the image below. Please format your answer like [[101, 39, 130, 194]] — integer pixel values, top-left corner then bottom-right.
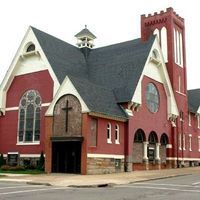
[[148, 131, 158, 163], [132, 129, 146, 170], [160, 133, 169, 168], [52, 94, 83, 173]]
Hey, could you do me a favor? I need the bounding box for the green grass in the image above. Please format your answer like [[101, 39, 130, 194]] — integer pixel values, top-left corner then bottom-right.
[[0, 169, 44, 175]]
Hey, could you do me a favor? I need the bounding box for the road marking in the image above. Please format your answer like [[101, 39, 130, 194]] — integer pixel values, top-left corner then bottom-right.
[[0, 185, 46, 190], [192, 182, 200, 186], [133, 183, 199, 188], [0, 187, 70, 196], [116, 185, 200, 193]]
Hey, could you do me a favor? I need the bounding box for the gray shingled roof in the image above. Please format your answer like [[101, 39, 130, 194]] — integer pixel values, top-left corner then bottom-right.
[[32, 27, 154, 119], [69, 75, 127, 119], [75, 26, 96, 39], [31, 27, 88, 82], [188, 89, 200, 113]]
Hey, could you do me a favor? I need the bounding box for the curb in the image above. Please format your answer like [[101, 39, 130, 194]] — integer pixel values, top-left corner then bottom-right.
[[26, 181, 52, 186]]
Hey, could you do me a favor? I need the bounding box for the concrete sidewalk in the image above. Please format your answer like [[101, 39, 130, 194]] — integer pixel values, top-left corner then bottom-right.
[[0, 167, 199, 187]]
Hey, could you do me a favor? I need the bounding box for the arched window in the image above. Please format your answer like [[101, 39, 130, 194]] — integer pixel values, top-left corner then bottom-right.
[[146, 83, 159, 113], [26, 44, 35, 52], [160, 133, 168, 145], [161, 27, 168, 62], [107, 123, 112, 143], [115, 124, 120, 144], [134, 129, 145, 143], [148, 132, 158, 144], [18, 90, 41, 143]]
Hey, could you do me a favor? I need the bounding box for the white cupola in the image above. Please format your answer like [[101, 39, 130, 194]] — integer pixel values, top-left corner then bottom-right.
[[75, 25, 96, 49]]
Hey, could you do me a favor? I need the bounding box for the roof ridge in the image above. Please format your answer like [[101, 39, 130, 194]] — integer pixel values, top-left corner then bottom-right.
[[31, 26, 78, 50]]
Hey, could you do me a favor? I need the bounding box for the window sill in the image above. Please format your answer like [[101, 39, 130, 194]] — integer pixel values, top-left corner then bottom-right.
[[16, 142, 40, 146], [115, 141, 120, 144], [107, 140, 112, 144]]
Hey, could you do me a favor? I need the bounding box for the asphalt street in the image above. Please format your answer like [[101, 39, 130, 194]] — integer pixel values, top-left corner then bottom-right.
[[0, 174, 200, 200]]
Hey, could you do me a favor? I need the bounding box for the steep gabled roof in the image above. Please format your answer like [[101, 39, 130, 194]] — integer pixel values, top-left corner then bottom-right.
[[31, 27, 155, 118], [87, 37, 155, 102], [69, 75, 127, 119], [31, 27, 88, 83], [188, 89, 200, 113]]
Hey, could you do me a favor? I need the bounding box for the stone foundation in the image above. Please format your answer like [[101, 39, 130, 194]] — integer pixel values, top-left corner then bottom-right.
[[87, 157, 124, 174]]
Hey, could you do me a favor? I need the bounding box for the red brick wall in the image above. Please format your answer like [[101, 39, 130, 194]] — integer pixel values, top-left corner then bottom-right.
[[87, 116, 125, 156], [0, 70, 53, 154], [127, 76, 172, 157]]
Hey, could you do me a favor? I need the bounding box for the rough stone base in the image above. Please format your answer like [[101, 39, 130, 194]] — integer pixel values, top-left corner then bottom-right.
[[87, 157, 124, 174]]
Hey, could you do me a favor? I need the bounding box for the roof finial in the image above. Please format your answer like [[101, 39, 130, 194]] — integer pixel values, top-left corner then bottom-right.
[[85, 25, 87, 29]]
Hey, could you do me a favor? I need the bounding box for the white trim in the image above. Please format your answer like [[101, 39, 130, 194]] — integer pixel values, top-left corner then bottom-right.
[[3, 154, 43, 158], [0, 27, 60, 115], [8, 152, 19, 155], [166, 144, 172, 148], [41, 103, 50, 107], [87, 153, 124, 159], [167, 157, 200, 161], [45, 76, 89, 116], [5, 102, 51, 112], [5, 107, 19, 111], [16, 142, 40, 146], [175, 91, 186, 96], [19, 154, 42, 158], [131, 37, 179, 118]]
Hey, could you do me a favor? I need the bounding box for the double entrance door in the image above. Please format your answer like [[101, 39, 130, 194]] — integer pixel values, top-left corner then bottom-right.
[[52, 141, 81, 173]]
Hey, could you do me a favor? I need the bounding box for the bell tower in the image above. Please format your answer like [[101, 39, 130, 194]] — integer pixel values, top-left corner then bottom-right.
[[141, 7, 187, 95], [141, 8, 189, 166]]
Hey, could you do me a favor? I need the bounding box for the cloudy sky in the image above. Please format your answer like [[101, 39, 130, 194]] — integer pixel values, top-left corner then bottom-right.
[[0, 0, 199, 89]]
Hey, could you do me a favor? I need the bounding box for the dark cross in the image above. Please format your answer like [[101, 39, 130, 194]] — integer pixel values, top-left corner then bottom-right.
[[62, 100, 72, 132]]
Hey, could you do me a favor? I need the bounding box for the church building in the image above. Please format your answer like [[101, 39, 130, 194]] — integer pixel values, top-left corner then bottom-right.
[[0, 7, 199, 174]]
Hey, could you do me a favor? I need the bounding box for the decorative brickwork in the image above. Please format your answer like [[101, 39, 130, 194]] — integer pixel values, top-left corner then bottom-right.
[[53, 95, 82, 137]]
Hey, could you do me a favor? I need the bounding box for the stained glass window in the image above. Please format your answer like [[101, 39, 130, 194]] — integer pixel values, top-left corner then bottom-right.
[[18, 90, 41, 143], [146, 83, 159, 113]]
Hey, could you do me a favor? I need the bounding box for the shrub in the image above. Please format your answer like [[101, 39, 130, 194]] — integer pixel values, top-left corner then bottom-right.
[[1, 165, 25, 171], [37, 151, 45, 171]]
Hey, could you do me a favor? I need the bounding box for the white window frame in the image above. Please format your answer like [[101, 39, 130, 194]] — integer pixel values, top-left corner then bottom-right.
[[198, 136, 200, 152], [188, 112, 191, 126], [189, 134, 192, 151], [197, 115, 200, 129], [115, 124, 120, 144], [179, 133, 182, 150], [107, 123, 112, 144], [17, 90, 41, 144], [183, 134, 186, 150]]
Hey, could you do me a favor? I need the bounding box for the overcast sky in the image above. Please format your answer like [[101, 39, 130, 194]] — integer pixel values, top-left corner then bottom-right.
[[0, 0, 199, 89]]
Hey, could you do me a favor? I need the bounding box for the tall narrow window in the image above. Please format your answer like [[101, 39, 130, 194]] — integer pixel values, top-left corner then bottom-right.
[[189, 134, 192, 151], [90, 118, 97, 147], [188, 112, 191, 126], [180, 33, 183, 66], [161, 27, 168, 62], [197, 115, 200, 129], [179, 133, 182, 150], [178, 76, 181, 92], [153, 29, 160, 42], [198, 136, 200, 152], [107, 123, 112, 144], [183, 134, 186, 150], [115, 124, 120, 144], [18, 90, 41, 143], [174, 29, 177, 63]]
